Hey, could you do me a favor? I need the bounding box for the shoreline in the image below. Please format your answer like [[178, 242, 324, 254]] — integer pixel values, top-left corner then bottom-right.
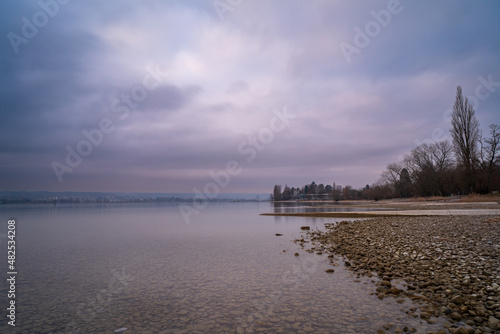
[[262, 199, 500, 218], [295, 214, 500, 333], [261, 209, 500, 218]]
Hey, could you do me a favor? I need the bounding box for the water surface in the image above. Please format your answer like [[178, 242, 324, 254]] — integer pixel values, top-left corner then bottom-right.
[[0, 202, 446, 333]]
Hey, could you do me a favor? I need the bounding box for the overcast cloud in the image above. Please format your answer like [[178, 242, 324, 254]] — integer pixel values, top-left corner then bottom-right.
[[1, 0, 499, 193]]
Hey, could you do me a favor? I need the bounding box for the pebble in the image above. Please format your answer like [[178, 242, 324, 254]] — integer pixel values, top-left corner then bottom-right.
[[297, 215, 500, 332]]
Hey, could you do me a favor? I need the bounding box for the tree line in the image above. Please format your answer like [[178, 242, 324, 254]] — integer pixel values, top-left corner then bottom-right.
[[271, 86, 499, 201], [272, 182, 366, 201]]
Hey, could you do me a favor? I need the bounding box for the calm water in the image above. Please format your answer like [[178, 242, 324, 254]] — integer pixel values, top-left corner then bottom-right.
[[270, 202, 391, 214], [0, 202, 445, 333]]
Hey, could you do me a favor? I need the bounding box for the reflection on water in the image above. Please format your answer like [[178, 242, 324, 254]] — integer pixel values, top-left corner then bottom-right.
[[0, 202, 445, 333], [271, 201, 389, 213]]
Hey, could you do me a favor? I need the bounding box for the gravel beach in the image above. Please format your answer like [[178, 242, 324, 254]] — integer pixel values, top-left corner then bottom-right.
[[297, 214, 500, 333]]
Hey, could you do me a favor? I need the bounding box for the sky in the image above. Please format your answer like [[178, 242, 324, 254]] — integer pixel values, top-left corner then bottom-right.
[[1, 0, 499, 194]]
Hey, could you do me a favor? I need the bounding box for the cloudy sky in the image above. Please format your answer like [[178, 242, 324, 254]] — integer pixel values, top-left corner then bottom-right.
[[1, 0, 499, 193]]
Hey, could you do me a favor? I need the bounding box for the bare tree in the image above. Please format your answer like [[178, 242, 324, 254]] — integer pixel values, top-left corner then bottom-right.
[[408, 144, 437, 196], [381, 162, 402, 185], [479, 124, 500, 192], [432, 140, 455, 172], [410, 144, 434, 171], [431, 140, 456, 195], [399, 168, 412, 197], [484, 124, 500, 166], [342, 185, 352, 200], [450, 86, 480, 193], [332, 183, 342, 201], [401, 141, 455, 196]]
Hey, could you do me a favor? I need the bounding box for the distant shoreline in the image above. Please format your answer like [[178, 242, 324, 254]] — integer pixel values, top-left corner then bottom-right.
[[0, 191, 269, 205], [0, 198, 268, 205]]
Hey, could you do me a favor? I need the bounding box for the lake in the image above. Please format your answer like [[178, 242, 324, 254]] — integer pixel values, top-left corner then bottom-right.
[[0, 202, 446, 333]]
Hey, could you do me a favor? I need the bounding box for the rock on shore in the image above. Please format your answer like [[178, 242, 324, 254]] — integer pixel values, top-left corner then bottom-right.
[[298, 215, 500, 333]]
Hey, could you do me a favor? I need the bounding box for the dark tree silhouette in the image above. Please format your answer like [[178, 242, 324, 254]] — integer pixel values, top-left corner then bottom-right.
[[272, 185, 282, 201], [450, 86, 480, 194]]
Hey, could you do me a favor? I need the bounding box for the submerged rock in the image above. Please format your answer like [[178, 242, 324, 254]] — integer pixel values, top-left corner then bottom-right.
[[380, 280, 392, 288]]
